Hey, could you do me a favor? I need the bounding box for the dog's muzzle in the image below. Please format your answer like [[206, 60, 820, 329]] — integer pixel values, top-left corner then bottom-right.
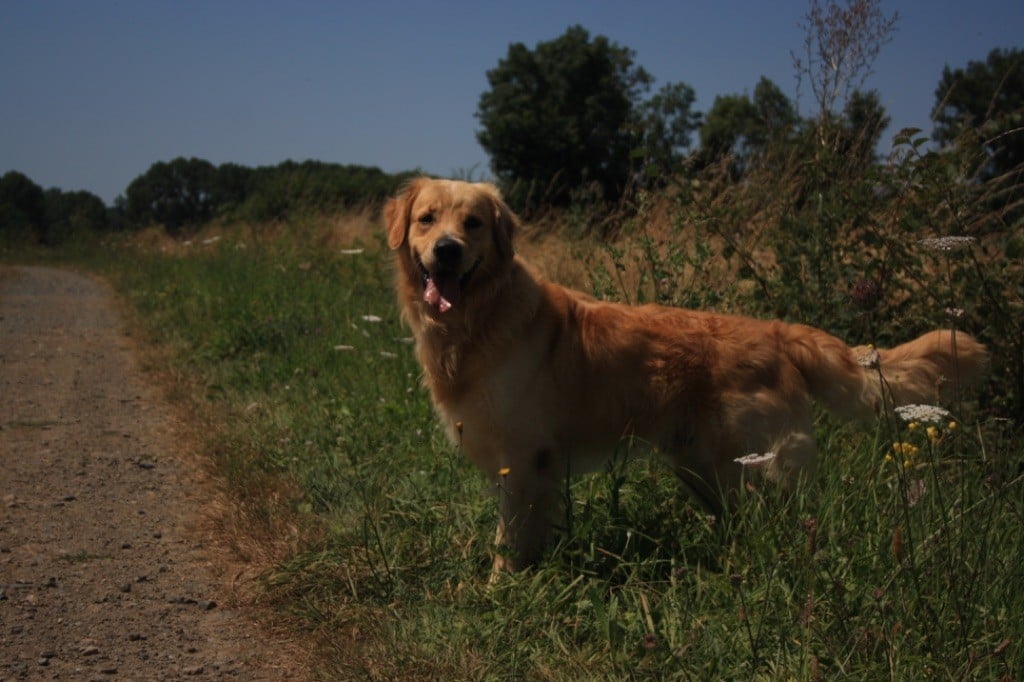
[[417, 239, 480, 314]]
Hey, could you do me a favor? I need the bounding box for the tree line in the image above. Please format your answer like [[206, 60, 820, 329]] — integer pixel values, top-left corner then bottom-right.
[[1, 160, 418, 244], [477, 22, 1021, 212]]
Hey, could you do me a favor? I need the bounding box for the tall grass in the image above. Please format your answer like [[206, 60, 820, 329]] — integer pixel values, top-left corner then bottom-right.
[[80, 183, 1022, 679]]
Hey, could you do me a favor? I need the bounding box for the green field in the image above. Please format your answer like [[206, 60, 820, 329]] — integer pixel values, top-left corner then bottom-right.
[[57, 200, 1016, 680]]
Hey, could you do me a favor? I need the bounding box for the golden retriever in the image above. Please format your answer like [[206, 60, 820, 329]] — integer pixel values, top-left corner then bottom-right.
[[384, 177, 988, 575]]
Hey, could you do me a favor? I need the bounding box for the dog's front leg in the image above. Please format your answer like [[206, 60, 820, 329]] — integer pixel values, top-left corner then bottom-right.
[[490, 451, 562, 580]]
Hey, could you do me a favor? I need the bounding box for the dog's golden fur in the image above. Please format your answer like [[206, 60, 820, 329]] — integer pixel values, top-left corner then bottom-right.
[[385, 178, 988, 575]]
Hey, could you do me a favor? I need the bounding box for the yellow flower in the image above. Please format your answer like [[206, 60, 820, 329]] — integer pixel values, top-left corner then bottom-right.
[[926, 426, 940, 444], [948, 421, 958, 431], [889, 442, 919, 466], [891, 442, 919, 457], [498, 467, 511, 477], [908, 422, 920, 431]]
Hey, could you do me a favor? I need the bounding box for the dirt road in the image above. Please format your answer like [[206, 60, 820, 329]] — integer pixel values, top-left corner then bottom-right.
[[1, 266, 304, 680]]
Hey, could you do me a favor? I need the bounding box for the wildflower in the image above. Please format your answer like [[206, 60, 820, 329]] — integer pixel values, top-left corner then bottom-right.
[[734, 452, 777, 470], [890, 442, 920, 457], [856, 347, 880, 369], [919, 235, 976, 252], [340, 248, 364, 255], [894, 404, 952, 425], [926, 425, 940, 445], [498, 467, 511, 477], [889, 442, 920, 466], [361, 314, 383, 323], [907, 421, 920, 431], [906, 479, 927, 508], [455, 420, 463, 434], [850, 278, 881, 311], [948, 421, 958, 431]]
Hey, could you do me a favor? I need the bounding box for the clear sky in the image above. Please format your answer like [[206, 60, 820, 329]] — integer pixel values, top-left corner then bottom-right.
[[2, 1, 1021, 205]]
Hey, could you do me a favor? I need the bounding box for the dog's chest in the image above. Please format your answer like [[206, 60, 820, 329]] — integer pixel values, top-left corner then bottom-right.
[[433, 344, 551, 463]]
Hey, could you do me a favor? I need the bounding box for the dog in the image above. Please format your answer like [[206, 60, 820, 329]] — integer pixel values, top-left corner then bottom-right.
[[384, 177, 988, 575]]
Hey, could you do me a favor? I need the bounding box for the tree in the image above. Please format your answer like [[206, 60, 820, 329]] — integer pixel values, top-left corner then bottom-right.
[[477, 26, 678, 208], [211, 162, 254, 212], [42, 189, 109, 244], [933, 47, 1024, 181], [125, 157, 217, 232], [633, 82, 702, 181], [792, 0, 898, 149], [0, 171, 46, 242], [838, 89, 889, 163], [698, 77, 798, 172]]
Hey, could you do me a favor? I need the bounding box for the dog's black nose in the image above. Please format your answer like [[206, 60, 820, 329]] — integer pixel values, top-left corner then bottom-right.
[[433, 237, 463, 270]]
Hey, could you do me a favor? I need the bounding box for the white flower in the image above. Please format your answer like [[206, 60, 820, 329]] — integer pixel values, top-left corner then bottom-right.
[[340, 248, 364, 255], [894, 404, 952, 424], [361, 314, 383, 323], [919, 236, 976, 252], [734, 452, 777, 469], [856, 347, 880, 368]]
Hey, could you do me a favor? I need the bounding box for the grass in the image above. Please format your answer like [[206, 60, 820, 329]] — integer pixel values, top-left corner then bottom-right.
[[51, 211, 1020, 680]]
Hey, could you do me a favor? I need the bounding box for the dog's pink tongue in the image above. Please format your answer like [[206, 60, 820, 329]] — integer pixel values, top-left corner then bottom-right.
[[423, 276, 459, 313]]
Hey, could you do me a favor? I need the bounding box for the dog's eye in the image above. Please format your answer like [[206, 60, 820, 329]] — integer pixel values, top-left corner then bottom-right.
[[464, 216, 483, 230], [418, 213, 435, 226]]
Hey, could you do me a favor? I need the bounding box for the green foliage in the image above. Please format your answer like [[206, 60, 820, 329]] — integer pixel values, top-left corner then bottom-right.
[[0, 171, 47, 244], [476, 25, 699, 209], [233, 160, 416, 223], [933, 47, 1024, 182], [632, 82, 702, 181], [42, 188, 110, 244], [1, 171, 110, 246], [123, 157, 415, 232], [125, 157, 218, 233], [698, 77, 799, 173]]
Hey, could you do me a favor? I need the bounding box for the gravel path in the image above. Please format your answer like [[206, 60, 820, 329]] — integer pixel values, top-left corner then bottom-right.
[[1, 266, 304, 680]]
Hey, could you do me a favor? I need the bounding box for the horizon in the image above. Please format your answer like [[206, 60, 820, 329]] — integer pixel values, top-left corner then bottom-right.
[[2, 1, 1021, 205]]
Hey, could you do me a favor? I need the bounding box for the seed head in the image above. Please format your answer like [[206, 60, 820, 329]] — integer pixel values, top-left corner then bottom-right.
[[850, 278, 881, 310], [895, 404, 952, 425]]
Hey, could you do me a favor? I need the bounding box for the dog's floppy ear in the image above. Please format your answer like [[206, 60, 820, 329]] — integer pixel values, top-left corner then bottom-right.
[[478, 182, 518, 261], [384, 179, 424, 250]]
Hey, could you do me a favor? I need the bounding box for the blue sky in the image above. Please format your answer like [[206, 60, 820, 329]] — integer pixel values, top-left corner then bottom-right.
[[2, 1, 1021, 205]]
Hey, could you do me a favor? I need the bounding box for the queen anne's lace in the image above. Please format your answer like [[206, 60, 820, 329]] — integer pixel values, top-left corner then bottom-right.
[[919, 236, 976, 252], [894, 404, 952, 424]]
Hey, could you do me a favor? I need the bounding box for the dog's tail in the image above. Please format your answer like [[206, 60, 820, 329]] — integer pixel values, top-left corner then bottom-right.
[[786, 327, 988, 421]]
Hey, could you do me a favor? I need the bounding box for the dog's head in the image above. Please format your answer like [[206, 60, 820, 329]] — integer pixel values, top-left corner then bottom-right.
[[384, 178, 517, 315]]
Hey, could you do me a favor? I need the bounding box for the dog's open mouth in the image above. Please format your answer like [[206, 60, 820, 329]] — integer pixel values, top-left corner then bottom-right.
[[417, 257, 481, 314]]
